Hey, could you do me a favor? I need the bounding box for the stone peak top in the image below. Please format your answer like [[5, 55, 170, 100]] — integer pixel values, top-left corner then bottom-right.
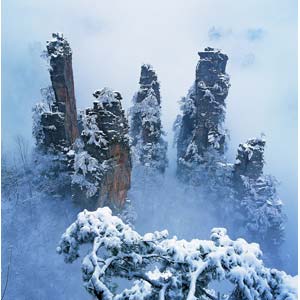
[[92, 88, 122, 106], [242, 138, 266, 148], [198, 47, 228, 61], [46, 33, 72, 58], [140, 64, 158, 86], [141, 63, 154, 71], [205, 47, 220, 52]]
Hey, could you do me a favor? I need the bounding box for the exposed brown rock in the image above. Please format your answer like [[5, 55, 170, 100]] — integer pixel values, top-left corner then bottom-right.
[[71, 88, 132, 209], [46, 33, 79, 146], [100, 143, 131, 208]]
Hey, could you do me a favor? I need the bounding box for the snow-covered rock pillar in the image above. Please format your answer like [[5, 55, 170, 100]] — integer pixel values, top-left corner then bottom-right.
[[194, 47, 229, 154], [130, 64, 168, 173], [71, 88, 131, 209], [176, 48, 230, 177]]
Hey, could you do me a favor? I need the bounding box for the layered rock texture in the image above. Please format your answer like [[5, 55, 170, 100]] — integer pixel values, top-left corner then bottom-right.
[[176, 47, 230, 179], [33, 34, 131, 209], [71, 88, 131, 209], [130, 64, 168, 173]]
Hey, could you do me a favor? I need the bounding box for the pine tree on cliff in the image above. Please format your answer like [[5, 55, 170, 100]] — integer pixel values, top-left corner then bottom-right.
[[130, 64, 168, 173], [71, 88, 131, 210]]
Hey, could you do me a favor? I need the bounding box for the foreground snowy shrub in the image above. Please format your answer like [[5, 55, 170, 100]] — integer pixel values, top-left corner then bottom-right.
[[57, 207, 297, 300]]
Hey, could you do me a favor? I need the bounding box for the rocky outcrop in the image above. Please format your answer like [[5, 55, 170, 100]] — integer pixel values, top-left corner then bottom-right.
[[232, 138, 284, 245], [33, 33, 79, 152], [233, 138, 265, 191], [71, 88, 131, 209], [130, 64, 168, 173], [176, 47, 230, 178]]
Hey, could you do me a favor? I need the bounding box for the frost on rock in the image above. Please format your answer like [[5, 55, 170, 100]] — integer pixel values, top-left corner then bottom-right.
[[32, 33, 79, 195], [233, 138, 285, 246], [57, 207, 297, 300], [42, 32, 79, 148], [71, 88, 132, 209], [130, 64, 168, 173]]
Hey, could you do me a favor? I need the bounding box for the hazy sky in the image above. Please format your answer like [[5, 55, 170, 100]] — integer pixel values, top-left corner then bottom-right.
[[2, 0, 298, 271]]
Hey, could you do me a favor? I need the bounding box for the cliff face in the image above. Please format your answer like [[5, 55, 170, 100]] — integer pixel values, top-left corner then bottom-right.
[[71, 88, 131, 209], [176, 48, 230, 177], [130, 64, 168, 173]]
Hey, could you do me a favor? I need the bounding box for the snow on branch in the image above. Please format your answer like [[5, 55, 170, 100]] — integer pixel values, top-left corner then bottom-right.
[[57, 207, 297, 300]]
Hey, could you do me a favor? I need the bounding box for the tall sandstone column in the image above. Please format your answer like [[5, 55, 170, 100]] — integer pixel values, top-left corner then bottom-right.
[[130, 64, 168, 173], [71, 88, 132, 209], [176, 48, 230, 177], [46, 33, 79, 146]]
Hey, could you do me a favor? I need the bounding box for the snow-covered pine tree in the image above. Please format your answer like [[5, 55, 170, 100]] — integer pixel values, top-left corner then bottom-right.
[[57, 207, 297, 300], [130, 64, 168, 173], [71, 88, 132, 210]]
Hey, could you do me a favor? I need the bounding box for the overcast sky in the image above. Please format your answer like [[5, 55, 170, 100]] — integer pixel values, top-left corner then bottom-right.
[[2, 0, 298, 272]]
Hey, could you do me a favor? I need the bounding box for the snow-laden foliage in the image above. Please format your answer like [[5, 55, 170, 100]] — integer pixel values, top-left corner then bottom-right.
[[32, 85, 73, 196], [70, 141, 109, 199], [238, 175, 285, 245], [81, 113, 108, 148], [231, 138, 286, 246], [32, 86, 55, 146], [57, 207, 297, 300], [130, 64, 168, 173]]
